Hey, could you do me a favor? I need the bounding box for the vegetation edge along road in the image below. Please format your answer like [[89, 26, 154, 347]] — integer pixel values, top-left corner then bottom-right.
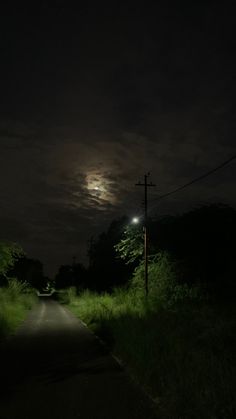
[[0, 280, 37, 340], [63, 288, 236, 419], [1, 205, 236, 418]]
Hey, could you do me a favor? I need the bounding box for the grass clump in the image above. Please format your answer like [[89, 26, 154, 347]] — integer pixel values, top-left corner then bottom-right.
[[0, 279, 37, 339], [67, 282, 236, 419]]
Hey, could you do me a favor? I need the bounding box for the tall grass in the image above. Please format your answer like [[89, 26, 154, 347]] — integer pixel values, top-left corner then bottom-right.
[[67, 287, 236, 419], [0, 279, 37, 339]]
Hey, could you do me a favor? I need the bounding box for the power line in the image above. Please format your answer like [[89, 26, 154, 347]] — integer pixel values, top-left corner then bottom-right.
[[149, 154, 236, 211]]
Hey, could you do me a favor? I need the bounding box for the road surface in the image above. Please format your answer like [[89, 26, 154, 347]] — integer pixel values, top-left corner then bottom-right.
[[0, 298, 157, 419]]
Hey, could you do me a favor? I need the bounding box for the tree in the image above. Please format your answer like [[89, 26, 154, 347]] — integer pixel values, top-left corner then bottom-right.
[[0, 241, 24, 286], [116, 204, 236, 299], [114, 223, 143, 264], [55, 263, 87, 290], [150, 204, 236, 295], [10, 257, 47, 291], [87, 217, 133, 291]]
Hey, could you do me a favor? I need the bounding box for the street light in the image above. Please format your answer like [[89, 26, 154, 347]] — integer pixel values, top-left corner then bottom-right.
[[132, 217, 139, 224]]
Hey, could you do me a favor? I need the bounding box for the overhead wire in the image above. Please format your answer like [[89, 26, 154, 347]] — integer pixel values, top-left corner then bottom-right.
[[148, 154, 236, 215]]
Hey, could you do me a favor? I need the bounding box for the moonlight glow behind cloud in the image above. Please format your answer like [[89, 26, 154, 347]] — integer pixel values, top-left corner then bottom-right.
[[0, 3, 235, 274]]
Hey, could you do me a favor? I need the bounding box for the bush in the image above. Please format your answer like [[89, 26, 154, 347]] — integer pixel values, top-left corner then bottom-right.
[[67, 287, 236, 419], [54, 287, 77, 304], [131, 251, 203, 307], [0, 280, 37, 339]]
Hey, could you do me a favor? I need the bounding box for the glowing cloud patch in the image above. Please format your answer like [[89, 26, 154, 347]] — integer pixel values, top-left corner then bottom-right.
[[85, 171, 117, 206]]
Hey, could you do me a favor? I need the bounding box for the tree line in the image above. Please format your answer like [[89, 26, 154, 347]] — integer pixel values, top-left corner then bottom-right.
[[55, 203, 236, 301], [0, 242, 49, 291], [1, 203, 236, 300]]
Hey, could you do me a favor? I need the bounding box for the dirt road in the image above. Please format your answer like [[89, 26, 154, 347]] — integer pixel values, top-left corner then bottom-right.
[[0, 298, 157, 419]]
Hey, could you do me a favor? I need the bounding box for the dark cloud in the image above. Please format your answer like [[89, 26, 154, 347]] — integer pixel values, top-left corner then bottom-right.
[[0, 3, 235, 275]]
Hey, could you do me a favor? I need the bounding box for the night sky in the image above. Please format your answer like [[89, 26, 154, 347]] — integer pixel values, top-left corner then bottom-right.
[[0, 3, 236, 275]]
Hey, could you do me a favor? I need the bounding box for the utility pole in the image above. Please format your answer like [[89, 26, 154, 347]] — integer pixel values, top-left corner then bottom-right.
[[136, 173, 156, 296]]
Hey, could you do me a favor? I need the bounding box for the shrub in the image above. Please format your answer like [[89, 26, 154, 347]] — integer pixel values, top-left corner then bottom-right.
[[131, 251, 202, 308], [67, 287, 236, 419], [0, 281, 37, 339]]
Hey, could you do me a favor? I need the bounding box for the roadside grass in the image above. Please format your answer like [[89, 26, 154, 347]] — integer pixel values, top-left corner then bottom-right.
[[66, 287, 236, 419], [0, 280, 37, 339]]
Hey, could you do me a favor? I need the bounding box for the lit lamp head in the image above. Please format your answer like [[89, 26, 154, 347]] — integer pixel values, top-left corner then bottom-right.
[[132, 217, 139, 224]]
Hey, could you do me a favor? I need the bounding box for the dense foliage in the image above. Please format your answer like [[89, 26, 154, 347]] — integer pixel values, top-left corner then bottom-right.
[[55, 217, 133, 291], [115, 204, 236, 300], [114, 223, 143, 264], [54, 203, 236, 299], [66, 288, 236, 419], [60, 203, 236, 418], [87, 217, 133, 290], [0, 241, 48, 291], [0, 241, 24, 285], [9, 257, 48, 291], [55, 263, 87, 289], [0, 279, 37, 339]]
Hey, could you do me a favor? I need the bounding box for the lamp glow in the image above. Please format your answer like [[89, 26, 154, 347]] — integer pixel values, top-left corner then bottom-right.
[[132, 217, 139, 224]]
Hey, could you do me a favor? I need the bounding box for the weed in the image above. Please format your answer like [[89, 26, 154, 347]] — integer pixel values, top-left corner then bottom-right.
[[0, 280, 37, 339], [67, 287, 236, 419]]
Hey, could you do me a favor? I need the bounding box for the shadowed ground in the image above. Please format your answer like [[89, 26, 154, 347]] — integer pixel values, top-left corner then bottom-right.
[[0, 298, 157, 419]]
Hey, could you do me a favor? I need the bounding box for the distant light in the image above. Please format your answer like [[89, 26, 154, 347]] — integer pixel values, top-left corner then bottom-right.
[[94, 186, 99, 190], [132, 217, 139, 224]]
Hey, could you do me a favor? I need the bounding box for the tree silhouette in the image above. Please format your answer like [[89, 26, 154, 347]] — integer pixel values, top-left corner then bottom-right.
[[10, 257, 47, 291], [87, 217, 133, 291], [115, 204, 236, 299], [0, 242, 24, 286], [55, 262, 87, 290], [150, 204, 236, 298]]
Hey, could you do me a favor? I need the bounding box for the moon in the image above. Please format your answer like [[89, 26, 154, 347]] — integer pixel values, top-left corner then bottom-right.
[[85, 170, 117, 206]]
